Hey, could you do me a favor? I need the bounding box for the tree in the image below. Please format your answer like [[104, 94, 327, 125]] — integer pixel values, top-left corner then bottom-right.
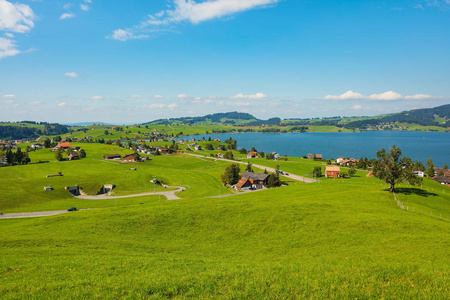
[[79, 149, 86, 158], [239, 148, 247, 154], [372, 145, 421, 193], [205, 143, 213, 150], [245, 162, 253, 172], [221, 164, 241, 185], [267, 173, 281, 187], [251, 146, 257, 152], [348, 166, 357, 177], [224, 151, 234, 160], [259, 151, 265, 158], [104, 130, 109, 135], [44, 138, 51, 148], [426, 158, 435, 178], [444, 164, 449, 170], [55, 149, 63, 161], [312, 166, 322, 178]]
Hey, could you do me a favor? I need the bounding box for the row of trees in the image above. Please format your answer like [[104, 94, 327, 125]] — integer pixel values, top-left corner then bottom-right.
[[0, 148, 30, 166]]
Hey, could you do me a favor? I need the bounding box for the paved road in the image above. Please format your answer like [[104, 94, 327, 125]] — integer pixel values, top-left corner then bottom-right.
[[186, 153, 318, 183], [75, 186, 186, 201], [0, 210, 68, 219]]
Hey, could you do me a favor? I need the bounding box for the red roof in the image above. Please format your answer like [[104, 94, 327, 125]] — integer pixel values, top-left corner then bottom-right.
[[59, 142, 71, 148]]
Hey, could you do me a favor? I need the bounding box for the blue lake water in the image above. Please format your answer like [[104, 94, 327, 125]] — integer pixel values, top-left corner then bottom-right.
[[180, 131, 450, 166]]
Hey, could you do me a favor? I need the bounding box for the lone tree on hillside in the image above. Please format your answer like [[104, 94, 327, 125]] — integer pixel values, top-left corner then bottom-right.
[[372, 145, 421, 193], [426, 158, 435, 178], [221, 164, 241, 186]]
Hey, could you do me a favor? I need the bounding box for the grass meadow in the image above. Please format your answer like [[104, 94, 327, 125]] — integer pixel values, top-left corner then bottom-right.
[[1, 143, 449, 298]]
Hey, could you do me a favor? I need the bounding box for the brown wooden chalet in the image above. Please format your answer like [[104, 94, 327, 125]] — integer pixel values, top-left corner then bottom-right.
[[103, 154, 122, 160], [122, 153, 141, 162], [235, 171, 269, 190]]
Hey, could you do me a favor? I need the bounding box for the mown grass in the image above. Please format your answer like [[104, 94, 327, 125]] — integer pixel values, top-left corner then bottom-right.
[[1, 181, 449, 299]]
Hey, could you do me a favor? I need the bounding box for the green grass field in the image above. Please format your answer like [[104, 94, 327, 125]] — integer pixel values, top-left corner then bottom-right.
[[1, 143, 449, 298]]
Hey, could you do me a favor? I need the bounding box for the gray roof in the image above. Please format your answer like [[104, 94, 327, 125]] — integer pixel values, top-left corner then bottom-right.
[[241, 171, 269, 181]]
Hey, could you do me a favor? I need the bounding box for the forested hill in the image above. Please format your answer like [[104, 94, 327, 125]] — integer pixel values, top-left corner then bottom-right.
[[0, 122, 69, 140], [143, 112, 260, 125], [343, 104, 450, 129]]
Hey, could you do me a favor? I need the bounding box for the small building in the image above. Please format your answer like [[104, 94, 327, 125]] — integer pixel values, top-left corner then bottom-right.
[[194, 145, 203, 151], [315, 154, 323, 160], [336, 157, 345, 164], [234, 178, 253, 190], [307, 154, 315, 160], [103, 154, 121, 160], [325, 166, 340, 178], [44, 185, 52, 191], [433, 176, 450, 185], [123, 153, 141, 162], [217, 152, 224, 158], [245, 151, 259, 159], [272, 152, 280, 160], [239, 171, 270, 190], [67, 152, 80, 160], [52, 142, 71, 151], [414, 170, 424, 177]]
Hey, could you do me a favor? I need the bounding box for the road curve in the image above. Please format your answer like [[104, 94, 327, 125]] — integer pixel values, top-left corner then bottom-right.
[[75, 186, 186, 201]]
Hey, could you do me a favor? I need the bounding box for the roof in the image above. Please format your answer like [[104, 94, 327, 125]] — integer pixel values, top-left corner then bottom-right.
[[235, 178, 251, 188], [59, 142, 71, 148], [104, 154, 121, 158], [241, 171, 269, 181], [325, 166, 340, 172], [247, 151, 258, 156]]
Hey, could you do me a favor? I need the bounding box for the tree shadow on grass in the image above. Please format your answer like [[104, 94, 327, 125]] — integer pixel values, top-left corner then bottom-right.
[[393, 187, 438, 197]]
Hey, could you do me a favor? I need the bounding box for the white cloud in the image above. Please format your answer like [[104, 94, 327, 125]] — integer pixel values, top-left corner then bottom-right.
[[154, 95, 163, 99], [168, 103, 179, 109], [3, 99, 13, 104], [108, 28, 148, 41], [143, 104, 166, 109], [324, 90, 438, 101], [4, 32, 13, 38], [65, 72, 79, 78], [60, 13, 75, 20], [130, 94, 142, 98], [0, 0, 35, 33], [2, 94, 15, 98], [367, 91, 403, 101], [58, 102, 67, 107], [177, 94, 188, 98], [351, 104, 362, 110], [218, 101, 251, 107], [231, 92, 268, 100], [80, 4, 89, 11], [193, 99, 213, 104], [0, 37, 20, 59], [404, 94, 433, 100], [29, 101, 40, 105], [84, 0, 92, 3], [110, 0, 279, 41], [324, 90, 365, 100], [90, 96, 103, 100]]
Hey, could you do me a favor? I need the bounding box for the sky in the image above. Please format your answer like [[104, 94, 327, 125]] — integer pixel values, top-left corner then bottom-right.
[[0, 0, 449, 123]]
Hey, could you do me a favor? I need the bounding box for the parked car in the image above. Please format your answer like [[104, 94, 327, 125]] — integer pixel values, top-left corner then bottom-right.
[[67, 207, 77, 212]]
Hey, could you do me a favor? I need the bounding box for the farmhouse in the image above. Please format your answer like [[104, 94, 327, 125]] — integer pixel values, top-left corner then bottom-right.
[[52, 142, 71, 151], [217, 152, 224, 158], [123, 153, 141, 162], [245, 151, 258, 159], [433, 176, 450, 186], [67, 152, 80, 160], [308, 153, 322, 160], [235, 171, 269, 190], [103, 154, 121, 160], [325, 166, 340, 178]]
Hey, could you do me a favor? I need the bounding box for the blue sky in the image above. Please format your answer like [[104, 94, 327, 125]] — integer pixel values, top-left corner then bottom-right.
[[1, 0, 449, 123]]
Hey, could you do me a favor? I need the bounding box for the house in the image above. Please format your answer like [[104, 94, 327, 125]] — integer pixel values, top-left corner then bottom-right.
[[315, 154, 323, 160], [272, 152, 280, 160], [340, 158, 357, 167], [123, 153, 141, 162], [307, 154, 315, 160], [67, 152, 80, 160], [234, 178, 253, 190], [245, 151, 259, 159], [217, 152, 224, 159], [433, 176, 450, 185], [325, 166, 340, 178], [414, 170, 424, 177], [103, 154, 122, 160], [434, 168, 450, 177], [236, 171, 270, 190], [194, 145, 203, 151], [52, 142, 71, 151], [44, 185, 52, 191], [336, 157, 345, 164]]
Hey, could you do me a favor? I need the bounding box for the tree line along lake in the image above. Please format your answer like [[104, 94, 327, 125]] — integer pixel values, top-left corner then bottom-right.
[[181, 131, 450, 167]]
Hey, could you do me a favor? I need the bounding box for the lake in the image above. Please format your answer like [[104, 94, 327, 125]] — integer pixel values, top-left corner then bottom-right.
[[180, 131, 450, 166]]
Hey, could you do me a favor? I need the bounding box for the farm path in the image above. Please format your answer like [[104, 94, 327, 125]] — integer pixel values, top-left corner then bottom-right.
[[0, 209, 97, 219], [185, 153, 318, 183], [75, 186, 186, 201]]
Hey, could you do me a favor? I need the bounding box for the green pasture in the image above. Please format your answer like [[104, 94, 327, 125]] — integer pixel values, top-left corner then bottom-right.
[[1, 178, 449, 298]]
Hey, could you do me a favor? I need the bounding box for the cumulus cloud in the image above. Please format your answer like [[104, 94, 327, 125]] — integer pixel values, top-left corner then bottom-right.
[[109, 29, 148, 42], [324, 90, 437, 101], [0, 37, 20, 58], [142, 103, 177, 109], [58, 102, 67, 107], [193, 99, 214, 104], [231, 92, 268, 100], [80, 4, 89, 11], [90, 96, 103, 100], [60, 13, 75, 20], [168, 103, 179, 109], [0, 0, 35, 33], [351, 104, 362, 110], [65, 72, 79, 78], [177, 94, 188, 98], [109, 0, 279, 41], [154, 95, 163, 99], [2, 94, 15, 98], [324, 90, 365, 100]]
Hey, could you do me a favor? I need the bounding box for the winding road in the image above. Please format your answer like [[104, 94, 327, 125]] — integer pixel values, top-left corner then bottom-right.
[[75, 186, 186, 201]]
